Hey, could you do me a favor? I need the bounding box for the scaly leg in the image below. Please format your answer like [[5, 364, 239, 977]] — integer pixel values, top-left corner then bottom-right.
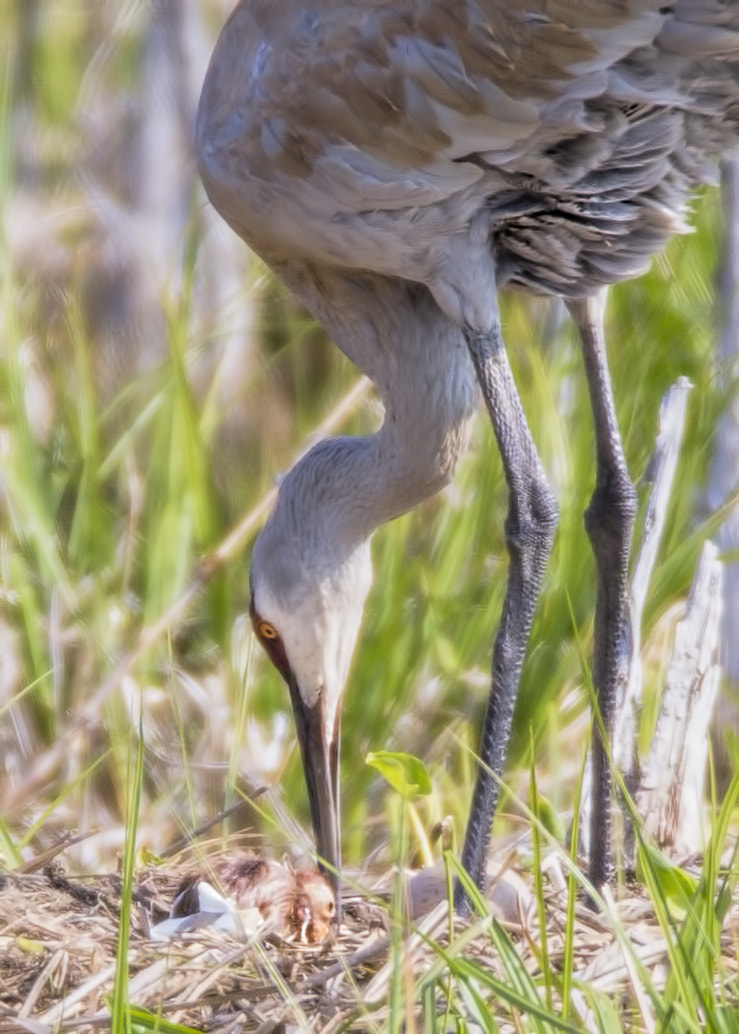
[[458, 321, 558, 906], [567, 293, 637, 891]]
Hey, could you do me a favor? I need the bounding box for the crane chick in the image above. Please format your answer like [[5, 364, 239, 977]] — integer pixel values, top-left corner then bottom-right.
[[172, 852, 335, 944]]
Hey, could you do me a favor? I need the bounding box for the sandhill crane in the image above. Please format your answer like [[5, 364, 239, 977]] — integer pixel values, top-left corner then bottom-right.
[[196, 0, 739, 908]]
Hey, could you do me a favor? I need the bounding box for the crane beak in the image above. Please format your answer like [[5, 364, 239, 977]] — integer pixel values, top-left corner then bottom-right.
[[286, 675, 341, 909]]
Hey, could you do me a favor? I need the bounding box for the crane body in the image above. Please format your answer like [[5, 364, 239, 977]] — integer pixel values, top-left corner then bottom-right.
[[197, 0, 739, 908]]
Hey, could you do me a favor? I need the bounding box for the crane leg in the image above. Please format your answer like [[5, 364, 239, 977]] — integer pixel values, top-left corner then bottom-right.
[[568, 293, 637, 892], [457, 322, 558, 906]]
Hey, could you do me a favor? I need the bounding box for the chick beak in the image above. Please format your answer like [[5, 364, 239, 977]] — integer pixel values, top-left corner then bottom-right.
[[286, 675, 341, 916]]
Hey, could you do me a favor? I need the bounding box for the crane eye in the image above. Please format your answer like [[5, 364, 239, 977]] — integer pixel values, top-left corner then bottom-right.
[[257, 620, 278, 641]]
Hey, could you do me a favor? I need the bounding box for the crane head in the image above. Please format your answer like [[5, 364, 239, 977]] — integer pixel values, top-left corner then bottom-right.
[[248, 497, 373, 898]]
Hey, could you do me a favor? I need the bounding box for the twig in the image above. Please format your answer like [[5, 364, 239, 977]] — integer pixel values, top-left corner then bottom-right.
[[636, 541, 723, 851], [299, 933, 391, 992], [16, 833, 90, 875], [17, 949, 65, 1022], [615, 376, 692, 781]]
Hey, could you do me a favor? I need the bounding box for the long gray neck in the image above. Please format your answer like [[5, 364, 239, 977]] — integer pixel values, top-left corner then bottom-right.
[[271, 264, 477, 554]]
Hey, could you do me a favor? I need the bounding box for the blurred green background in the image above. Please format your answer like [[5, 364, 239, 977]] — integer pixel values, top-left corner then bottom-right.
[[0, 1, 735, 875]]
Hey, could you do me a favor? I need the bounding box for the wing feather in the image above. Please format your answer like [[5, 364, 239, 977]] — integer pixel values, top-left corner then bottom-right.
[[197, 0, 739, 294]]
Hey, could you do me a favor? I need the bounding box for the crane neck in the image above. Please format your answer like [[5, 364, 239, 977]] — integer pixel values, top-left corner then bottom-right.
[[272, 263, 478, 553]]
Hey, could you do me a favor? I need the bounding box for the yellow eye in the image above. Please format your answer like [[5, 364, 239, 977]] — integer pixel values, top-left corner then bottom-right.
[[258, 621, 278, 641]]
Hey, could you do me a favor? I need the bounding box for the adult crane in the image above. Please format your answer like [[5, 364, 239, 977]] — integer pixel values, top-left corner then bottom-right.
[[196, 0, 739, 907]]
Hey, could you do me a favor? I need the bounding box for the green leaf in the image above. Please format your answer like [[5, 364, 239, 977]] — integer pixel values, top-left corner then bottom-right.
[[366, 750, 432, 798], [16, 936, 46, 956], [535, 792, 566, 841], [637, 842, 698, 915]]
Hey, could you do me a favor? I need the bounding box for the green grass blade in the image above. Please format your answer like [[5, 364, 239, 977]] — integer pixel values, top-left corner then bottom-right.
[[561, 746, 586, 1022], [530, 731, 553, 1012], [110, 712, 145, 1034]]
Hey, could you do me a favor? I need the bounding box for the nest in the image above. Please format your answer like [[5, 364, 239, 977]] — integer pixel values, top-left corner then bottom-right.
[[1, 843, 737, 1033]]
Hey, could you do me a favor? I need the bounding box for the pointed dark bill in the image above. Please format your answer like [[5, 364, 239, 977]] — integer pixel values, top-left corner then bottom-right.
[[286, 674, 341, 911]]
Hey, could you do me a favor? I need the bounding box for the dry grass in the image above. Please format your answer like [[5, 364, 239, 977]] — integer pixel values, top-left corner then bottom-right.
[[1, 838, 736, 1033]]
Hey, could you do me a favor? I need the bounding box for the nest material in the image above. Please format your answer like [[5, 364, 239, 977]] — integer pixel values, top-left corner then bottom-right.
[[0, 849, 736, 1033]]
